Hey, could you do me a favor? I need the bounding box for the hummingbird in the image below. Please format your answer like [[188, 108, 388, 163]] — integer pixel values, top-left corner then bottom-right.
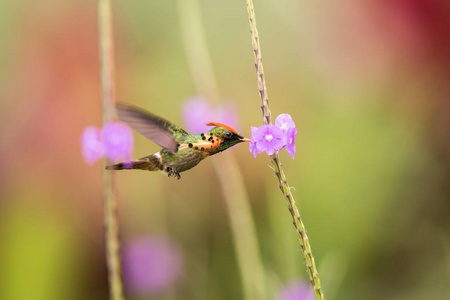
[[106, 103, 250, 179]]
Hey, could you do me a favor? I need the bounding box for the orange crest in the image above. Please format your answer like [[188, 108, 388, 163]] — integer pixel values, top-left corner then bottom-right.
[[206, 122, 238, 134]]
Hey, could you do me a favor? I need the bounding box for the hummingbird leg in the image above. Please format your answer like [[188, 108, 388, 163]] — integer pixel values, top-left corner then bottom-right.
[[166, 167, 181, 180]]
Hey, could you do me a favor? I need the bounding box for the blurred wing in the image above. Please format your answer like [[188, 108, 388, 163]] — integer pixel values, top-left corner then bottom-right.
[[116, 103, 188, 153]]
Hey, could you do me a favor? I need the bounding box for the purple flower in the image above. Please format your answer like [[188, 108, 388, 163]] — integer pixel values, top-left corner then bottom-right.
[[122, 236, 183, 295], [80, 122, 134, 164], [102, 122, 134, 162], [275, 114, 296, 133], [249, 126, 260, 158], [80, 127, 104, 164], [285, 127, 298, 159], [182, 96, 239, 134], [215, 101, 239, 132], [250, 125, 286, 156], [275, 114, 297, 159], [249, 113, 297, 159], [278, 280, 315, 300], [182, 97, 213, 133]]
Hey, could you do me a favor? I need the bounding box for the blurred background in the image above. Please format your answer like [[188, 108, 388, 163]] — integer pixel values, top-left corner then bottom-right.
[[1, 0, 450, 299]]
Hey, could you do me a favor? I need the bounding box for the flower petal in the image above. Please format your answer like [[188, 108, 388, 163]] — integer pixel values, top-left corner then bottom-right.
[[102, 122, 134, 162], [278, 280, 315, 300], [285, 127, 298, 159], [182, 97, 240, 134], [286, 143, 296, 159], [249, 126, 260, 157], [275, 113, 296, 133], [182, 96, 213, 134], [216, 102, 240, 132], [250, 125, 286, 157], [249, 142, 258, 158], [80, 126, 104, 164], [122, 236, 183, 295]]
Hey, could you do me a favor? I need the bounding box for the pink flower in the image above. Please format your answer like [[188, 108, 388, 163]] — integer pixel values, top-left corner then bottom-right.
[[122, 236, 183, 295], [249, 126, 260, 158], [275, 114, 298, 159], [182, 96, 239, 134], [80, 122, 134, 164], [102, 122, 133, 162], [278, 280, 315, 300], [250, 113, 298, 159], [275, 114, 296, 133], [285, 127, 298, 159], [80, 127, 104, 164], [250, 125, 286, 156]]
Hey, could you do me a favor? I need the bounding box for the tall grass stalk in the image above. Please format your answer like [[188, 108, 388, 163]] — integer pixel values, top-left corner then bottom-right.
[[99, 0, 124, 299], [244, 1, 325, 299], [177, 0, 267, 299]]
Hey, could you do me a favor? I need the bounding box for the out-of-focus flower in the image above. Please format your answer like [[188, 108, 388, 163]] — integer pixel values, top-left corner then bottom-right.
[[278, 280, 315, 300], [80, 122, 134, 164], [102, 122, 133, 162], [182, 96, 239, 134], [249, 113, 297, 158], [80, 127, 104, 164], [250, 125, 286, 156], [215, 100, 239, 132], [122, 236, 183, 295], [182, 97, 213, 133]]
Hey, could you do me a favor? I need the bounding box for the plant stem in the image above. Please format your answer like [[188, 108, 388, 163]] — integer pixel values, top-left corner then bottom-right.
[[213, 157, 266, 300], [177, 0, 267, 298], [244, 0, 271, 126], [177, 0, 219, 102], [244, 0, 325, 299], [99, 0, 124, 299]]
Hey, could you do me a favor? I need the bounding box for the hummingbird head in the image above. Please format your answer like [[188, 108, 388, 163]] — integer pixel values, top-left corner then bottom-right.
[[205, 122, 250, 154]]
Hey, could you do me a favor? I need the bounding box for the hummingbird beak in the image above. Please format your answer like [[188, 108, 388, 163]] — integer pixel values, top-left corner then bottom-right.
[[240, 138, 251, 142]]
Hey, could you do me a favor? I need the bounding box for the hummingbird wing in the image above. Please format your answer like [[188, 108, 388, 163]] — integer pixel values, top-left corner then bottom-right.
[[116, 102, 188, 153]]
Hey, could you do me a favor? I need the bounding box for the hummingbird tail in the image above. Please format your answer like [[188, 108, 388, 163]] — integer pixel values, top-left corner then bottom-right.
[[105, 153, 163, 171]]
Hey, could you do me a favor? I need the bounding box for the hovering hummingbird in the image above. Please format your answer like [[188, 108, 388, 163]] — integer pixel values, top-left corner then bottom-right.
[[106, 103, 250, 179]]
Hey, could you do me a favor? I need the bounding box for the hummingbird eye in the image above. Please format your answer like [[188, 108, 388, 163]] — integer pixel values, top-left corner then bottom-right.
[[224, 131, 233, 139]]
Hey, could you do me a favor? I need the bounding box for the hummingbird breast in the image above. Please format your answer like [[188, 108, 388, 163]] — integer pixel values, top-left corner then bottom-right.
[[162, 147, 206, 173]]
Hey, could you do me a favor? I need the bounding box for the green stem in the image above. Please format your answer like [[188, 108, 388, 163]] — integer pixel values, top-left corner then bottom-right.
[[177, 0, 219, 102], [244, 0, 325, 299], [99, 0, 124, 299], [177, 0, 267, 298], [213, 157, 266, 300]]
